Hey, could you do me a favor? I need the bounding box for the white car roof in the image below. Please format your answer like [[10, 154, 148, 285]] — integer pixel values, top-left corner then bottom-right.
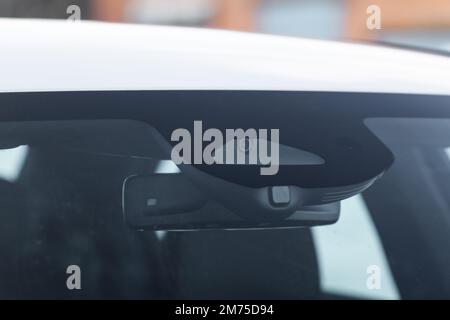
[[0, 18, 449, 95]]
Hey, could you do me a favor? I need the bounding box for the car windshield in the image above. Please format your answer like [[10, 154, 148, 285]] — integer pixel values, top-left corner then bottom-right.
[[0, 113, 448, 299], [1, 0, 450, 301]]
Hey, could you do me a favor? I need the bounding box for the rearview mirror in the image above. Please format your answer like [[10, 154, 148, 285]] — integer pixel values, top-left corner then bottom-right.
[[123, 173, 342, 230], [0, 91, 394, 231]]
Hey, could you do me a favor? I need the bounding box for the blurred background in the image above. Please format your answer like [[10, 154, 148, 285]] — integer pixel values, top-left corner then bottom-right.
[[0, 0, 450, 52]]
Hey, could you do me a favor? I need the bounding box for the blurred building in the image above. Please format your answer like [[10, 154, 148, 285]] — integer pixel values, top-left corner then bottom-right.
[[0, 0, 91, 19], [0, 0, 450, 51]]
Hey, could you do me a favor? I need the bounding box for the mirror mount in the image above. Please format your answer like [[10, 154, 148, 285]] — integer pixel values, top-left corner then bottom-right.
[[122, 124, 384, 231]]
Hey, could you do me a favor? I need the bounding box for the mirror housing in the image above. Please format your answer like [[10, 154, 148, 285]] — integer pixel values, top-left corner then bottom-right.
[[123, 173, 342, 230]]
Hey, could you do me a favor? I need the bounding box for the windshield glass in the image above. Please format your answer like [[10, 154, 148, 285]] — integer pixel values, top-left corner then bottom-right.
[[0, 114, 449, 299]]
